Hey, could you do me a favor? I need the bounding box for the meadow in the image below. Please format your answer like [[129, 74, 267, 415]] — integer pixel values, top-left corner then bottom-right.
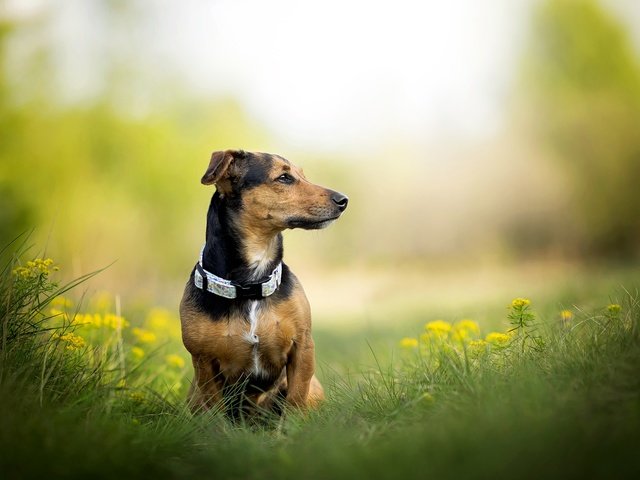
[[2, 1, 640, 478], [1, 236, 639, 480]]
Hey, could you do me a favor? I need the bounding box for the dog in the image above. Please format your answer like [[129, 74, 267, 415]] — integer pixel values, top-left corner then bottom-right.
[[180, 150, 348, 420]]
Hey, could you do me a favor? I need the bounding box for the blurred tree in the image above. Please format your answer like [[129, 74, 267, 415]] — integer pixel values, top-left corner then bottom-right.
[[0, 20, 35, 244], [0, 4, 268, 283], [522, 0, 640, 258]]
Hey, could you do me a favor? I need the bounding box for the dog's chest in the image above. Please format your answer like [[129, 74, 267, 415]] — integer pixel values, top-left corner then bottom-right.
[[215, 300, 295, 380]]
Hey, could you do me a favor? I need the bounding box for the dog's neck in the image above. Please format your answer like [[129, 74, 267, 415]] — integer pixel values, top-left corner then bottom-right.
[[202, 191, 283, 285]]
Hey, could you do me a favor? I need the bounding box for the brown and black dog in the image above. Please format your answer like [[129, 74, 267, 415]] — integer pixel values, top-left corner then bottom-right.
[[180, 150, 348, 420]]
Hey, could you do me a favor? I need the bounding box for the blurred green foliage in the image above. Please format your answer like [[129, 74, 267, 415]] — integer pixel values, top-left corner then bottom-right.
[[0, 22, 33, 238], [523, 0, 640, 258], [0, 15, 269, 282], [2, 0, 640, 299]]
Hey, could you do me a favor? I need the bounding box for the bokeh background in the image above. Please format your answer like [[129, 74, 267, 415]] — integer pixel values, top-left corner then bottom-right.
[[1, 0, 640, 331]]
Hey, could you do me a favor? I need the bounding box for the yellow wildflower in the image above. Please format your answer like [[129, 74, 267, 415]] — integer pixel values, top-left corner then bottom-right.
[[146, 308, 171, 330], [71, 313, 92, 327], [607, 304, 622, 315], [91, 314, 103, 328], [53, 332, 86, 351], [399, 337, 419, 349], [468, 339, 488, 357], [452, 319, 480, 341], [145, 307, 181, 339], [35, 259, 55, 271], [425, 320, 452, 338], [12, 267, 26, 278], [511, 298, 531, 308], [131, 347, 145, 360], [132, 327, 157, 344], [560, 310, 573, 321], [485, 332, 510, 347], [104, 313, 129, 329], [455, 319, 480, 335], [12, 258, 58, 279], [165, 354, 186, 369], [420, 392, 435, 404]]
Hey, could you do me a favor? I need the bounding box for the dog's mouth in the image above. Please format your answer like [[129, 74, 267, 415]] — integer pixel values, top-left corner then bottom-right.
[[287, 215, 341, 230]]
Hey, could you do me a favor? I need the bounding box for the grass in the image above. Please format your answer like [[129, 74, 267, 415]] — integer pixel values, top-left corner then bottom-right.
[[1, 242, 640, 479]]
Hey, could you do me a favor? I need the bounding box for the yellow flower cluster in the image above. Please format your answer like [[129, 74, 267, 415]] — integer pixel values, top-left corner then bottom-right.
[[131, 346, 145, 359], [73, 313, 129, 329], [402, 319, 482, 348], [12, 258, 59, 279], [128, 347, 185, 370], [53, 332, 86, 351], [41, 283, 189, 398], [399, 318, 515, 357], [485, 332, 510, 347], [165, 354, 186, 369], [560, 310, 573, 321], [511, 298, 531, 308], [145, 308, 182, 339], [424, 320, 452, 338], [455, 319, 480, 335], [421, 392, 435, 404], [452, 319, 480, 341], [416, 319, 482, 344], [607, 304, 622, 315], [399, 337, 419, 349], [132, 327, 157, 344], [468, 339, 488, 356]]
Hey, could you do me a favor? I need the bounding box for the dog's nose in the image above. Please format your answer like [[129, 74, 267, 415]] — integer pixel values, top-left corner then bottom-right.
[[331, 192, 349, 212]]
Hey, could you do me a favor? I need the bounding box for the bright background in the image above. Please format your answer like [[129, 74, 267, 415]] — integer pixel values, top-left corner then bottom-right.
[[2, 0, 640, 327]]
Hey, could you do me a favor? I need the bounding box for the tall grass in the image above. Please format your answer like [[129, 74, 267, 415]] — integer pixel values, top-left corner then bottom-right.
[[1, 242, 639, 479]]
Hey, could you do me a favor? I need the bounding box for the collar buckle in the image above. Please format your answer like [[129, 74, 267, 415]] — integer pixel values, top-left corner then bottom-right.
[[233, 282, 265, 300]]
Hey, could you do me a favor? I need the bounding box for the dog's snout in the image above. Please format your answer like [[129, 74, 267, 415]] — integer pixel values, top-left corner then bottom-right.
[[331, 192, 349, 212]]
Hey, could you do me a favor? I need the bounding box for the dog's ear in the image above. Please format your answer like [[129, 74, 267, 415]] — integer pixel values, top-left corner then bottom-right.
[[201, 150, 240, 186]]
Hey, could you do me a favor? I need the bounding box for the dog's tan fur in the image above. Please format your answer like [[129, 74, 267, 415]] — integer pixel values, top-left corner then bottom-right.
[[180, 281, 323, 410]]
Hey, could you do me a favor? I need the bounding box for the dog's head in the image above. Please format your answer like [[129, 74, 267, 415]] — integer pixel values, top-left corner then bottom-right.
[[202, 150, 348, 232]]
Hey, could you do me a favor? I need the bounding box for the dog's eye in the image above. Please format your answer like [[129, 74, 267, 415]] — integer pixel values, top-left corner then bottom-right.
[[276, 173, 295, 184]]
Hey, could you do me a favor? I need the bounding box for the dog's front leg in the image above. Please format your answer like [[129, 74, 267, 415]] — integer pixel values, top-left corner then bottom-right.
[[188, 355, 223, 412], [285, 333, 316, 407]]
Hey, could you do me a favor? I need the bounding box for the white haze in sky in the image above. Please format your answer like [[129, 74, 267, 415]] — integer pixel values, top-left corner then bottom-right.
[[3, 0, 640, 152], [149, 0, 532, 150]]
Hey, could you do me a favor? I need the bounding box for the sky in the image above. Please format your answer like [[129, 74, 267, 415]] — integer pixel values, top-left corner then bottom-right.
[[3, 0, 640, 153], [189, 0, 532, 150]]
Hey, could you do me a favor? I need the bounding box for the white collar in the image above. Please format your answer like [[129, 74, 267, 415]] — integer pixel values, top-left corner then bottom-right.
[[193, 245, 282, 299]]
